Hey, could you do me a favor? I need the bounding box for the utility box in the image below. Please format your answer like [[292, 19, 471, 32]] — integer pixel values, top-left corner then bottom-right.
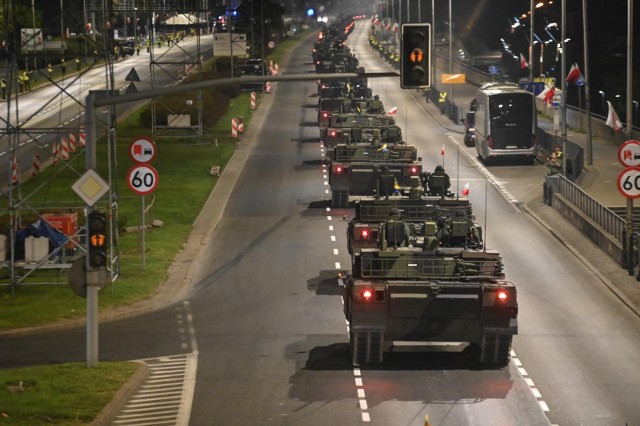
[[25, 236, 49, 262], [42, 212, 78, 250]]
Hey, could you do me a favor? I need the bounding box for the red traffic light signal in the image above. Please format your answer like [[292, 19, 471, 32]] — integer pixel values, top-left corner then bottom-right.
[[401, 23, 431, 89]]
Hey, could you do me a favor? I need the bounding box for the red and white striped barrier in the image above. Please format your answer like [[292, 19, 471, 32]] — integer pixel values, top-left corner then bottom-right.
[[52, 142, 59, 165], [238, 119, 244, 133], [11, 156, 18, 184], [231, 117, 238, 138], [250, 91, 256, 110], [61, 137, 70, 160], [274, 63, 279, 76], [32, 154, 40, 177], [69, 132, 77, 152], [79, 126, 86, 147], [265, 81, 271, 93]]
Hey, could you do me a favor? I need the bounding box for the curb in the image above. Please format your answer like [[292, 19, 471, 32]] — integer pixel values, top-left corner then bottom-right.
[[90, 361, 149, 426]]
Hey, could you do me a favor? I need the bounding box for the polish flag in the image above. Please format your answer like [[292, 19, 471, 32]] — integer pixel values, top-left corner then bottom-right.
[[462, 182, 470, 196], [387, 106, 398, 115], [520, 53, 529, 70], [441, 144, 445, 156]]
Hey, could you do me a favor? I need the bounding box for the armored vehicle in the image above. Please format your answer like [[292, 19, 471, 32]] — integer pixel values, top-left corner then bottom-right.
[[341, 195, 518, 366], [328, 126, 422, 207], [322, 113, 396, 148]]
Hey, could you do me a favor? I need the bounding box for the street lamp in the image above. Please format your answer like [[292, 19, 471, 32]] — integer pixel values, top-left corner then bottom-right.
[[598, 90, 605, 114]]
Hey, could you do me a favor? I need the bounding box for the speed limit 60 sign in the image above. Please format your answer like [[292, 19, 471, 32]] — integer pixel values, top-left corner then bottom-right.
[[127, 164, 159, 195], [617, 167, 640, 199]]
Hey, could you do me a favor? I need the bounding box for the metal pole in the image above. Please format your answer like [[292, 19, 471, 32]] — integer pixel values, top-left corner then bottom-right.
[[560, 0, 567, 176], [582, 0, 593, 165], [626, 0, 634, 275], [448, 0, 453, 111], [141, 195, 146, 270], [529, 0, 534, 86], [85, 92, 98, 368]]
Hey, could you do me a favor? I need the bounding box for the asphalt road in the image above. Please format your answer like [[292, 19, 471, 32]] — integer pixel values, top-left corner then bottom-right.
[[2, 21, 640, 426]]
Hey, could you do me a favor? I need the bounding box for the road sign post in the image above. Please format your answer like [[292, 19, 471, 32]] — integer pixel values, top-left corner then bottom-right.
[[617, 144, 640, 275]]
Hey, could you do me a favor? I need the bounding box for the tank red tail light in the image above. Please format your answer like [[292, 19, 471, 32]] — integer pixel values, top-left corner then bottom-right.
[[321, 112, 329, 118], [497, 290, 508, 304], [333, 163, 344, 174], [361, 287, 374, 302], [361, 229, 369, 239], [329, 130, 337, 138]]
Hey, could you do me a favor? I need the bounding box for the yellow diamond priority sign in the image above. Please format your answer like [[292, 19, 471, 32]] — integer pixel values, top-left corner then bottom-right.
[[72, 169, 110, 207]]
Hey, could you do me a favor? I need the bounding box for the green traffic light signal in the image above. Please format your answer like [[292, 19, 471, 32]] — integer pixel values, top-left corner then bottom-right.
[[401, 23, 431, 89]]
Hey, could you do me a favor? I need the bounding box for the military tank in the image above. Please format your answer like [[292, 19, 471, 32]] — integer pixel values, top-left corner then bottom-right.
[[341, 193, 518, 366], [328, 125, 422, 207]]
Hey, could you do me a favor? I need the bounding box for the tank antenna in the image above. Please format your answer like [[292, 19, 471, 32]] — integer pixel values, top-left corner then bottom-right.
[[484, 176, 488, 252]]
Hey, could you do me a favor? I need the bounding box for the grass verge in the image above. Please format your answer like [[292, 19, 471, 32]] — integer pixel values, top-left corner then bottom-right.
[[0, 362, 139, 425]]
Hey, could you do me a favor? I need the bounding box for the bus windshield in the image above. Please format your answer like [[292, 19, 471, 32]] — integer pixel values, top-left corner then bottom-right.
[[489, 94, 532, 123]]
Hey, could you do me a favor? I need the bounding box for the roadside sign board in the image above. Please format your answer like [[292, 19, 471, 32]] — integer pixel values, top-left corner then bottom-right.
[[617, 167, 640, 199], [129, 136, 156, 163], [441, 73, 465, 84], [127, 164, 159, 195], [618, 140, 640, 167]]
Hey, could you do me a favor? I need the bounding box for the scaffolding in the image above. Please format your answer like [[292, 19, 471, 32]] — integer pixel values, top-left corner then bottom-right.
[[0, 0, 206, 289]]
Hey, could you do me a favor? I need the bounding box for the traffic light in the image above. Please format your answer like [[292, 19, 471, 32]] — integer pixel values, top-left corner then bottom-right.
[[400, 23, 431, 89], [87, 211, 107, 268]]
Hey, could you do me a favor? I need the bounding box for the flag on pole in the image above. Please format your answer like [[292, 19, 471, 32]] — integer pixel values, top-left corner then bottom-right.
[[605, 101, 623, 131], [387, 106, 398, 115], [537, 85, 555, 104], [565, 63, 584, 86], [462, 182, 470, 196], [441, 144, 445, 156], [520, 53, 529, 70]]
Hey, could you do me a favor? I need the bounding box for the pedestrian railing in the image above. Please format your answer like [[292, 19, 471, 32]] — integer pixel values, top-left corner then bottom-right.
[[546, 174, 625, 242]]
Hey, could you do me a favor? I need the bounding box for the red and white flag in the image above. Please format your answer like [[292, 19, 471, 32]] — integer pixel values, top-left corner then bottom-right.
[[387, 106, 398, 115], [520, 53, 529, 70], [462, 182, 470, 196], [441, 144, 445, 156], [606, 101, 623, 131], [565, 63, 584, 86]]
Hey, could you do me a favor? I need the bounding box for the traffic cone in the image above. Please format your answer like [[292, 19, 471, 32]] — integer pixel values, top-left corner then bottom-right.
[[52, 142, 59, 165], [69, 132, 77, 152], [79, 125, 86, 147], [32, 154, 40, 177], [61, 137, 69, 160], [11, 156, 18, 184], [231, 117, 238, 138]]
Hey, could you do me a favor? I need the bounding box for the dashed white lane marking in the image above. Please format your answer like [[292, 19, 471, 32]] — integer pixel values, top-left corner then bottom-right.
[[445, 134, 521, 210], [324, 137, 371, 423], [512, 350, 552, 420]]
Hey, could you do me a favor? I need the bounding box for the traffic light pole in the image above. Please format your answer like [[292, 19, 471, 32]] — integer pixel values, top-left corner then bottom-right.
[[85, 92, 99, 368]]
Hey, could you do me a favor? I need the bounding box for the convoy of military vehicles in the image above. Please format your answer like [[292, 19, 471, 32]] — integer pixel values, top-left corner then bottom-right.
[[312, 15, 519, 367]]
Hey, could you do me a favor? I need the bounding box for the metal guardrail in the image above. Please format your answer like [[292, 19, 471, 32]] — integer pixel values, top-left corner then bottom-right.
[[546, 174, 625, 242]]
